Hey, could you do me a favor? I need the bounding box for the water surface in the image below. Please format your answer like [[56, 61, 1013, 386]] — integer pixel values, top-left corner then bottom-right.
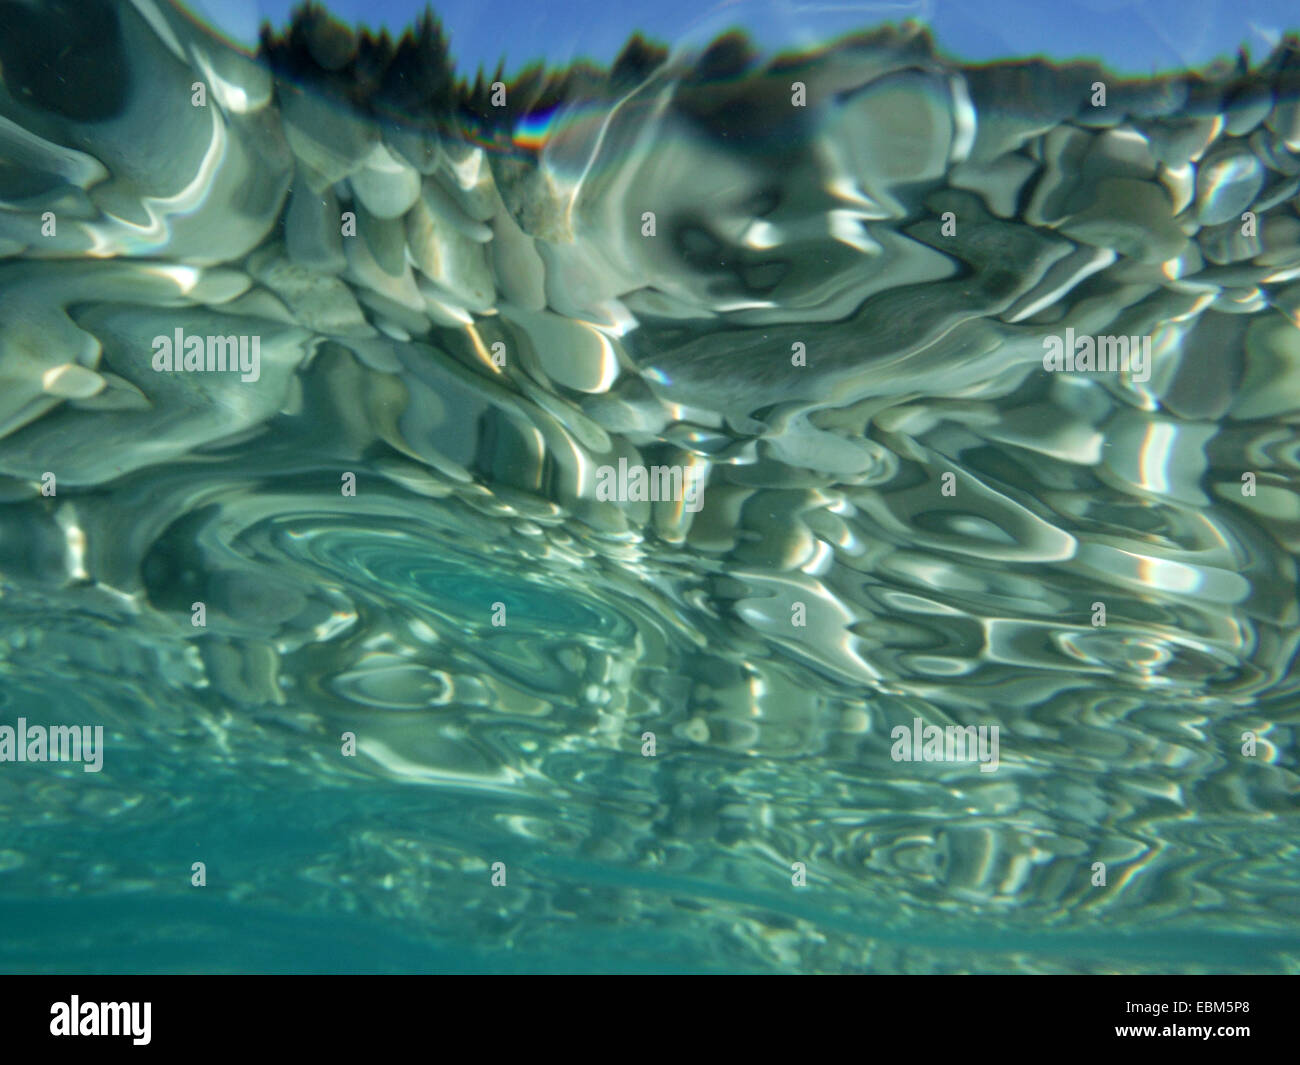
[[0, 0, 1298, 973]]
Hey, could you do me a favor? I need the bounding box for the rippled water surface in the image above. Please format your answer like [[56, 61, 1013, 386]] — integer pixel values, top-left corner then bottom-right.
[[0, 0, 1299, 973]]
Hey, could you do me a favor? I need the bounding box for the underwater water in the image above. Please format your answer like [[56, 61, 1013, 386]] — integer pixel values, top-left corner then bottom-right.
[[0, 0, 1298, 975]]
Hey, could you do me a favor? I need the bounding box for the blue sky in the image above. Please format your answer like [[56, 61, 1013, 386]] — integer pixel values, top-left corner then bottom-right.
[[185, 0, 1299, 76]]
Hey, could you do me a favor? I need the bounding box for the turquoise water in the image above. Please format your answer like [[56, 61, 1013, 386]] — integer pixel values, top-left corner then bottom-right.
[[0, 0, 1299, 974]]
